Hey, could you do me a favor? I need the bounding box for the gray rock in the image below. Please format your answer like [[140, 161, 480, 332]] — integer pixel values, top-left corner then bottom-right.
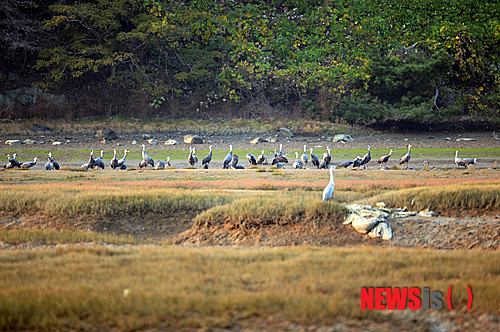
[[18, 88, 37, 106], [0, 87, 67, 107], [142, 133, 152, 140], [251, 137, 268, 144], [5, 139, 22, 146], [147, 138, 158, 145], [392, 211, 417, 218], [32, 123, 51, 132], [8, 72, 20, 81], [333, 134, 354, 143], [279, 127, 293, 138], [184, 134, 204, 144], [95, 128, 118, 141]]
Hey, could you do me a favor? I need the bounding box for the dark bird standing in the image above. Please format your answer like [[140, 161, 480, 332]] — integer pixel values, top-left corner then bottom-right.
[[399, 144, 412, 169], [378, 149, 394, 168]]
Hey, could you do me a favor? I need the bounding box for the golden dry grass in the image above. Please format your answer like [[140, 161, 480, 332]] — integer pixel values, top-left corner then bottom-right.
[[1, 167, 500, 330], [194, 194, 347, 229], [0, 118, 365, 136], [0, 228, 136, 245], [367, 182, 500, 214], [0, 246, 499, 330], [0, 183, 235, 217], [1, 170, 499, 222]]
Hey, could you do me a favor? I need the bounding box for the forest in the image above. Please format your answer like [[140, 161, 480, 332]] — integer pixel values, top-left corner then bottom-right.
[[1, 0, 499, 124]]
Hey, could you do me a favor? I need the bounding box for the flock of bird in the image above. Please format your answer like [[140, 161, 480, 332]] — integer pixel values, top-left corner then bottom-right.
[[4, 142, 479, 172], [2, 143, 482, 204]]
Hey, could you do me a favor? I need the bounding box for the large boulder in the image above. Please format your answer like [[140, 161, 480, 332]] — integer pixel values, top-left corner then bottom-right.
[[95, 128, 119, 141], [23, 139, 37, 145], [333, 134, 354, 143], [279, 128, 293, 138], [5, 139, 22, 146], [164, 139, 179, 145], [368, 222, 394, 240], [251, 137, 268, 144], [184, 134, 204, 144], [350, 214, 383, 234]]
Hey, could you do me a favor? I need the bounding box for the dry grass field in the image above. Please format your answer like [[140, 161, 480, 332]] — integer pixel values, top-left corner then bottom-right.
[[1, 121, 500, 331]]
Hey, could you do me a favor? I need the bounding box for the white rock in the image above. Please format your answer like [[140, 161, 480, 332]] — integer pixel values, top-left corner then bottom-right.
[[164, 139, 179, 145], [52, 141, 62, 146], [333, 134, 354, 143], [351, 214, 380, 234], [279, 127, 293, 137], [392, 211, 417, 218], [368, 222, 393, 240], [343, 214, 356, 225], [419, 209, 437, 217], [132, 140, 137, 145], [5, 140, 22, 145], [251, 137, 268, 144]]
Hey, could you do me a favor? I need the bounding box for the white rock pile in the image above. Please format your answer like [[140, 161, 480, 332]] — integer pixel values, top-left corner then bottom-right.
[[344, 203, 436, 241]]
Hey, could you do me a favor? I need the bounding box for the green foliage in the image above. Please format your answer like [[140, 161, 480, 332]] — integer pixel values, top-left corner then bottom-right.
[[338, 48, 454, 123], [30, 0, 500, 120]]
